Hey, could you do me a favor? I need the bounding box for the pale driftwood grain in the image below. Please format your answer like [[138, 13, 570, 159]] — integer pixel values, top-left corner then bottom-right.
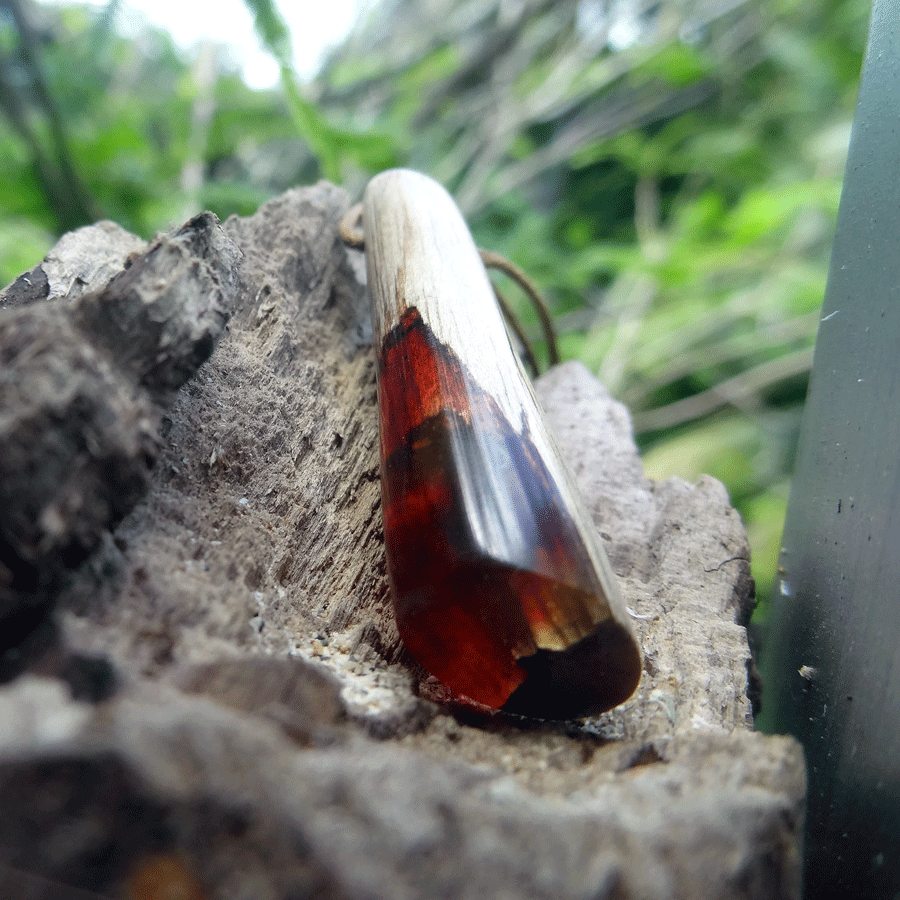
[[362, 168, 636, 655]]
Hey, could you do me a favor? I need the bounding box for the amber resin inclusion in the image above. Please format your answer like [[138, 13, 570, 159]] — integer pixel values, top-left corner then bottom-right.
[[377, 306, 641, 719]]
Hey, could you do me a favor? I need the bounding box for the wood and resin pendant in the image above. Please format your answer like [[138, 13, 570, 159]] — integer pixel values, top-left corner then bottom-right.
[[361, 169, 641, 719]]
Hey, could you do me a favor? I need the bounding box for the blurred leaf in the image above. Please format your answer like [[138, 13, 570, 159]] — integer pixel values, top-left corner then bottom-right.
[[0, 218, 54, 287], [280, 68, 401, 181], [641, 44, 711, 86], [242, 0, 292, 66], [743, 486, 790, 613], [280, 69, 342, 180]]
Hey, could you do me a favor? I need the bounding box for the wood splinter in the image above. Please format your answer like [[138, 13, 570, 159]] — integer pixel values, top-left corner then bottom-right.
[[353, 169, 641, 719]]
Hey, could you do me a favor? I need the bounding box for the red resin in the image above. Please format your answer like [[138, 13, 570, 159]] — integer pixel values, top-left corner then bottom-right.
[[377, 308, 640, 719]]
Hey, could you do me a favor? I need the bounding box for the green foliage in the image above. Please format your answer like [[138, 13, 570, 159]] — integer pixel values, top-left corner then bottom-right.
[[0, 217, 54, 282], [313, 0, 867, 610], [241, 0, 400, 182], [0, 0, 870, 612], [0, 0, 300, 277], [278, 68, 400, 181], [241, 0, 291, 66]]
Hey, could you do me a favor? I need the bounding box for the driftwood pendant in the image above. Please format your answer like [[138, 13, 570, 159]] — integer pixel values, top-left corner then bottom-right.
[[362, 169, 641, 719]]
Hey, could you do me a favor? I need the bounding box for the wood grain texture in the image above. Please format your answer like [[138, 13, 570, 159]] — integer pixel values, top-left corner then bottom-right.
[[362, 169, 640, 717]]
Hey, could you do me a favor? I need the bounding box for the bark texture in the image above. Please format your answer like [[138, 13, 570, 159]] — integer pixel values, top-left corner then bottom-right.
[[0, 182, 804, 900]]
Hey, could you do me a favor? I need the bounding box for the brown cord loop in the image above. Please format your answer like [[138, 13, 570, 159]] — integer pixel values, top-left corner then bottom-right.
[[339, 203, 365, 248], [478, 248, 560, 372], [338, 205, 559, 376], [490, 283, 540, 378]]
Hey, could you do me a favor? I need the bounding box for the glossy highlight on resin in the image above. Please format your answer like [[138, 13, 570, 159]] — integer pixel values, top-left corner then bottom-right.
[[377, 306, 641, 719]]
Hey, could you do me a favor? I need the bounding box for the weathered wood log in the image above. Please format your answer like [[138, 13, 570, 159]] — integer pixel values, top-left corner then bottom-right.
[[0, 213, 239, 633], [0, 181, 804, 900]]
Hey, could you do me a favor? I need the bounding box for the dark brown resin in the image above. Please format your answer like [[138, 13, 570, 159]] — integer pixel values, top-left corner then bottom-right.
[[377, 308, 640, 718]]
